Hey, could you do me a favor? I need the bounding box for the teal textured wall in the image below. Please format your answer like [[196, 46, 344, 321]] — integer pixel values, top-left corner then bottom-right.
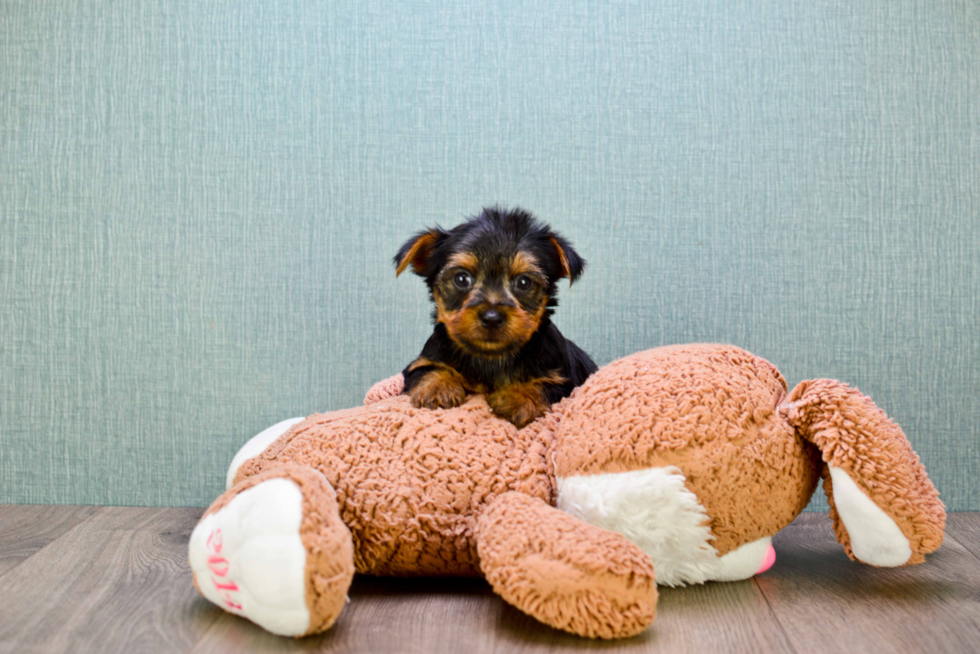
[[1, 1, 978, 509]]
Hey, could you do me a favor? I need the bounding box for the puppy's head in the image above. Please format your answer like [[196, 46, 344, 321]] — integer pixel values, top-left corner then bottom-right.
[[395, 206, 585, 357]]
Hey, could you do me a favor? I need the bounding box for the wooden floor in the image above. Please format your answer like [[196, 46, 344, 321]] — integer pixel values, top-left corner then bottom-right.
[[0, 508, 978, 654]]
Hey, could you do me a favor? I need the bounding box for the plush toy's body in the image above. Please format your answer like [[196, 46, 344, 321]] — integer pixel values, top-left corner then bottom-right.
[[189, 344, 944, 639]]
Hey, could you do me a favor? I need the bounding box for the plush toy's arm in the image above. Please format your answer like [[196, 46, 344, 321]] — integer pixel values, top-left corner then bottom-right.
[[781, 379, 945, 566], [364, 374, 405, 405], [475, 491, 657, 640]]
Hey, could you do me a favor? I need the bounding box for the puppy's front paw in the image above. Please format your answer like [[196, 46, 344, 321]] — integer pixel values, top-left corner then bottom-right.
[[488, 384, 550, 428], [410, 369, 467, 409]]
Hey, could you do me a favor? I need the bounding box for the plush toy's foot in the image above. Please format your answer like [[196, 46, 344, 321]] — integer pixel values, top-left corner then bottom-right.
[[707, 537, 776, 581], [189, 464, 355, 636], [476, 491, 658, 640], [781, 379, 945, 566], [226, 417, 305, 489]]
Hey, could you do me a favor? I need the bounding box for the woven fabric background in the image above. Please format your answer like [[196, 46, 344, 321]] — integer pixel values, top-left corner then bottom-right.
[[1, 0, 977, 509]]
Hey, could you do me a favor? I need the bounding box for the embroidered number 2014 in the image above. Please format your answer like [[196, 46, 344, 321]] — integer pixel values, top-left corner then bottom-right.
[[205, 528, 242, 611]]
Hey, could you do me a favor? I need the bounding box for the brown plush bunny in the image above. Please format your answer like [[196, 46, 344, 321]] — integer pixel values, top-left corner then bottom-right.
[[189, 344, 944, 639]]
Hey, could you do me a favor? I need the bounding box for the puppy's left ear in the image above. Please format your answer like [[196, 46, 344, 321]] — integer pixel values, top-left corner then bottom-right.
[[549, 235, 586, 285], [394, 228, 447, 277]]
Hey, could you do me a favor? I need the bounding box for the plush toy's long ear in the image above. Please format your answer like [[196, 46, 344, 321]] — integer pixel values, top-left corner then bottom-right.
[[548, 235, 585, 285], [780, 379, 945, 566], [394, 228, 446, 277]]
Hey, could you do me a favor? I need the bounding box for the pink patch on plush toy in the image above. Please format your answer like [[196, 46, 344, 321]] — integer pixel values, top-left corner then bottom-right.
[[756, 544, 776, 575]]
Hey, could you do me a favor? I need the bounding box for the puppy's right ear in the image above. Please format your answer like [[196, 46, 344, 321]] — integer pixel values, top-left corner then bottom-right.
[[394, 228, 447, 277]]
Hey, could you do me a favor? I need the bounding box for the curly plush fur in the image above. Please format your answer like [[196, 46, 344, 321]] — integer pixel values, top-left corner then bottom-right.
[[191, 344, 945, 639]]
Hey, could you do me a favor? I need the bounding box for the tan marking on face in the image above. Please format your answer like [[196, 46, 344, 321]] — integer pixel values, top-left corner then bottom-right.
[[434, 292, 461, 329], [435, 251, 549, 357], [505, 297, 548, 346], [446, 251, 479, 272], [438, 286, 547, 357], [510, 251, 544, 278], [437, 291, 504, 355]]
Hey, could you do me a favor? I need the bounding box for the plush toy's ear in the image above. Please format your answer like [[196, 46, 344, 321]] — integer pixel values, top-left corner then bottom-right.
[[548, 235, 585, 285], [394, 228, 446, 277]]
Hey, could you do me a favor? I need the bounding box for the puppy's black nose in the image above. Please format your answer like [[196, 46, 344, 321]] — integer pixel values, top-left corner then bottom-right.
[[479, 309, 505, 329]]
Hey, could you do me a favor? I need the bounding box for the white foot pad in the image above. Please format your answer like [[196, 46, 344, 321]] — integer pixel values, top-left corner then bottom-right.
[[189, 478, 311, 636], [226, 418, 305, 489], [705, 537, 774, 582], [829, 466, 913, 567]]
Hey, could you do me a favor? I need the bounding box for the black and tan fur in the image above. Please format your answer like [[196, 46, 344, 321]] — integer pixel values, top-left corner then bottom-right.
[[394, 206, 597, 427]]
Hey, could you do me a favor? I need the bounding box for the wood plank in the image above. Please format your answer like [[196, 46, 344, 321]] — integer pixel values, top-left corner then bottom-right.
[[947, 513, 980, 561], [192, 562, 794, 653], [756, 512, 980, 653], [0, 506, 216, 654], [191, 576, 504, 654], [1, 507, 977, 653], [486, 579, 795, 654], [644, 581, 795, 654], [0, 505, 102, 578]]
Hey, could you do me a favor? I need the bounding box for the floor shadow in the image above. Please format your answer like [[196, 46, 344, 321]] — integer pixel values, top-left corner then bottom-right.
[[347, 574, 494, 597]]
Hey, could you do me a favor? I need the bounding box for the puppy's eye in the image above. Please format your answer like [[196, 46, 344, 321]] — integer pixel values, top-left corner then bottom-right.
[[453, 271, 473, 289], [514, 275, 533, 292]]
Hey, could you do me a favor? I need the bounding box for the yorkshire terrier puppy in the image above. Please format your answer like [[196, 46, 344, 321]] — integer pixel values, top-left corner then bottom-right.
[[394, 206, 597, 428]]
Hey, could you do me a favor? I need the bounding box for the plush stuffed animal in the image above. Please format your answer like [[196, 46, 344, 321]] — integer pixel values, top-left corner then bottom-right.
[[188, 344, 945, 639]]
